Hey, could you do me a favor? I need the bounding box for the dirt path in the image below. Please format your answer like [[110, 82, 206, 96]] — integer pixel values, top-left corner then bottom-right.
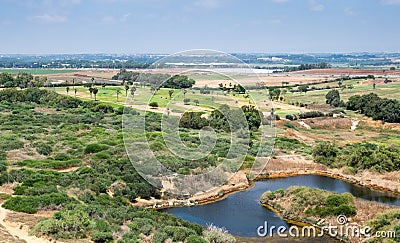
[[0, 204, 49, 243]]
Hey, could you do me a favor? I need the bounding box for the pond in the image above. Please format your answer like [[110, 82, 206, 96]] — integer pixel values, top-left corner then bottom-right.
[[165, 174, 400, 237]]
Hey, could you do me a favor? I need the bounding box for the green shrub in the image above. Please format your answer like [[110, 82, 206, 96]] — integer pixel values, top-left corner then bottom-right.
[[0, 134, 24, 151], [91, 231, 113, 242], [2, 193, 74, 213], [284, 122, 296, 129], [84, 144, 110, 154], [149, 101, 159, 108], [91, 104, 114, 113], [128, 218, 154, 235], [285, 114, 297, 121], [186, 235, 209, 243], [120, 232, 140, 243], [53, 153, 70, 161], [32, 209, 91, 239], [35, 142, 53, 155]]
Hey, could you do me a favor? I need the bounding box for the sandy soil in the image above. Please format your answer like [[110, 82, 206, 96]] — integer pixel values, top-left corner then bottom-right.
[[0, 205, 51, 243]]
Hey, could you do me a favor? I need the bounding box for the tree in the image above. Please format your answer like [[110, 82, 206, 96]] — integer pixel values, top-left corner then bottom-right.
[[149, 102, 158, 108], [91, 77, 95, 84], [184, 98, 190, 105], [183, 89, 187, 98], [269, 88, 281, 101], [125, 84, 130, 96], [373, 83, 376, 90], [168, 90, 174, 99], [74, 88, 77, 97], [326, 90, 340, 107], [194, 99, 199, 106], [130, 86, 137, 97], [116, 90, 122, 102], [298, 85, 309, 93], [162, 75, 195, 89], [89, 87, 94, 99], [66, 86, 70, 94], [233, 84, 246, 94], [93, 88, 99, 101]]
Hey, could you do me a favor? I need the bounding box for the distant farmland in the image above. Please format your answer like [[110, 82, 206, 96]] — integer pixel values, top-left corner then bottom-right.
[[0, 69, 82, 75]]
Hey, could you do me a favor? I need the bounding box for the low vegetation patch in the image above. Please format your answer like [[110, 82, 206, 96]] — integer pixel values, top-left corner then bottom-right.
[[261, 186, 357, 221]]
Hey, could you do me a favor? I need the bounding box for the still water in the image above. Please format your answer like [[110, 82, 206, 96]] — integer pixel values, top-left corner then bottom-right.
[[166, 175, 400, 237]]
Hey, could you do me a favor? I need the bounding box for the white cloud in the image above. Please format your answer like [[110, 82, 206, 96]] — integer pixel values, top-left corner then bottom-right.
[[380, 0, 400, 5], [344, 7, 356, 16], [33, 14, 67, 23], [120, 13, 131, 22], [309, 0, 324, 11]]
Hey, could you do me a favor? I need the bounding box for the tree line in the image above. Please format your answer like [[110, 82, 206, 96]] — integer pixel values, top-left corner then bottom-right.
[[112, 69, 195, 89], [0, 72, 47, 88]]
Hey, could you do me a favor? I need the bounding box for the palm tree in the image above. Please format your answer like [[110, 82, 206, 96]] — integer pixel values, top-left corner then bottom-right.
[[130, 86, 137, 97], [168, 90, 174, 99], [116, 89, 122, 102], [66, 86, 70, 94], [125, 84, 130, 96], [93, 88, 99, 101]]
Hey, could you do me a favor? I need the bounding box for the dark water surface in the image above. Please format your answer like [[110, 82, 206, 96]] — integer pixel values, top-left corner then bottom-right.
[[166, 174, 400, 237]]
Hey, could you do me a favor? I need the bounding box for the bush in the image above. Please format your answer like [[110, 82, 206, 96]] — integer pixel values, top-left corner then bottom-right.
[[284, 122, 296, 129], [35, 142, 53, 156], [152, 231, 169, 243], [120, 232, 140, 243], [2, 193, 74, 213], [91, 231, 113, 242], [149, 102, 159, 108], [285, 114, 297, 121], [32, 209, 91, 238], [298, 111, 325, 119], [186, 235, 209, 243], [84, 144, 110, 154], [91, 104, 114, 113], [203, 231, 236, 243]]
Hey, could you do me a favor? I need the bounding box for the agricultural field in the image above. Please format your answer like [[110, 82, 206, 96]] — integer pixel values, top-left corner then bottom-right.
[[0, 69, 83, 75], [0, 67, 400, 242]]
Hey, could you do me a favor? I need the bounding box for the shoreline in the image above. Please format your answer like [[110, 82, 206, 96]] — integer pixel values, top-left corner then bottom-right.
[[259, 202, 348, 242], [139, 167, 400, 211], [257, 169, 400, 196]]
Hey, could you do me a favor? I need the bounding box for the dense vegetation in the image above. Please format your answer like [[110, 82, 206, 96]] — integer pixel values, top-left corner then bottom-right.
[[261, 186, 356, 220], [179, 105, 262, 132], [0, 88, 240, 242], [283, 62, 331, 72], [366, 208, 400, 243], [312, 141, 400, 173], [0, 72, 47, 88], [112, 69, 195, 88], [346, 93, 400, 123]]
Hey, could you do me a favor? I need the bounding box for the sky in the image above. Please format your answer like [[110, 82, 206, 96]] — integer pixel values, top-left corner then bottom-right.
[[0, 0, 399, 54]]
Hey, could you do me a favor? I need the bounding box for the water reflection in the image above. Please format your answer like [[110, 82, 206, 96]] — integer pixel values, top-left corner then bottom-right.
[[166, 175, 400, 237]]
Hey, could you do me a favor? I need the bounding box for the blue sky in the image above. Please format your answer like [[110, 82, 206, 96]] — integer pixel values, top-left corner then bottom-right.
[[0, 0, 399, 54]]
